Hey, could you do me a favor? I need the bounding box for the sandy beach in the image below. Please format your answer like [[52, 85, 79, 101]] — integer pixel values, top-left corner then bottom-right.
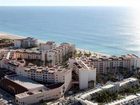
[[76, 48, 110, 57], [0, 32, 25, 39]]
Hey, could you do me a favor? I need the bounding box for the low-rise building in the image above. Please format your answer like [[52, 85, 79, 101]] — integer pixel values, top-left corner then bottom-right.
[[107, 94, 140, 105], [0, 75, 44, 95], [39, 41, 56, 51], [75, 77, 139, 105], [0, 75, 64, 105], [15, 83, 64, 105], [117, 77, 139, 91]]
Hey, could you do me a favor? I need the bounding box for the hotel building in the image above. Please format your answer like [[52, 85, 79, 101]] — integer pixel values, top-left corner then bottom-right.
[[69, 58, 96, 90]]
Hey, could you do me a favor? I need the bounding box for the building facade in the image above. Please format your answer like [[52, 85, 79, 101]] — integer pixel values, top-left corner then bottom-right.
[[78, 54, 140, 74], [14, 37, 38, 48], [13, 42, 75, 66], [69, 58, 96, 90]]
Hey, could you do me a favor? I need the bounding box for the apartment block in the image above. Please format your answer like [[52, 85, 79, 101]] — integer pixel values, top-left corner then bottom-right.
[[78, 54, 140, 74], [14, 37, 38, 48]]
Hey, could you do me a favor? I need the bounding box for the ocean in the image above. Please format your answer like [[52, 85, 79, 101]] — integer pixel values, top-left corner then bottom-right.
[[0, 6, 140, 56]]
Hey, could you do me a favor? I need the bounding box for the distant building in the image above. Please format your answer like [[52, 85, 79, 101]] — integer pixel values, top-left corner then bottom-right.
[[42, 42, 75, 66], [14, 42, 75, 66], [13, 49, 41, 60], [14, 37, 38, 48], [14, 39, 22, 48], [39, 41, 56, 51]]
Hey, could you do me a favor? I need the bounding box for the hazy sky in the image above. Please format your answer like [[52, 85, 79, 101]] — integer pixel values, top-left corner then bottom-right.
[[0, 0, 139, 6]]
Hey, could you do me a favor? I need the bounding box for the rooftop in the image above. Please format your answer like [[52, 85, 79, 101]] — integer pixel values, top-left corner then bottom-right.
[[80, 88, 102, 99], [6, 75, 44, 90], [79, 77, 138, 100], [15, 49, 41, 54], [107, 94, 140, 105], [102, 84, 115, 89], [73, 58, 96, 70], [16, 86, 48, 98], [15, 83, 63, 99], [24, 65, 70, 73], [117, 77, 138, 86], [90, 54, 139, 61]]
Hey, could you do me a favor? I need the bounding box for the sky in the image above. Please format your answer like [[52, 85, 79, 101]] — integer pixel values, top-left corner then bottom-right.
[[0, 0, 140, 7]]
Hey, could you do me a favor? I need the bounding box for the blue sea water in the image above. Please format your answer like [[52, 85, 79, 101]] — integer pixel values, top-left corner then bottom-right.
[[0, 6, 140, 56]]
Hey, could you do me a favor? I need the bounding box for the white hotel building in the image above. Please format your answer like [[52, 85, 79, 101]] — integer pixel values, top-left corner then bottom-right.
[[69, 58, 96, 90]]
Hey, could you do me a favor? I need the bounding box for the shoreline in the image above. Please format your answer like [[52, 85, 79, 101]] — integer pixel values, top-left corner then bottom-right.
[[0, 32, 110, 57], [0, 32, 25, 39], [76, 48, 110, 57]]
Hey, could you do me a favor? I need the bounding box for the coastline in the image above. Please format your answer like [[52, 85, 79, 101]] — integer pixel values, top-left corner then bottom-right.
[[0, 32, 25, 39], [76, 48, 110, 57], [0, 32, 110, 57]]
